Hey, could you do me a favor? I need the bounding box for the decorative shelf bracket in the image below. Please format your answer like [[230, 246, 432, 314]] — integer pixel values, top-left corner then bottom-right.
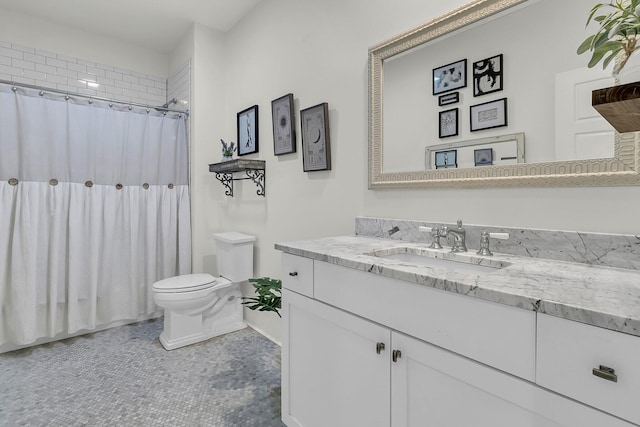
[[209, 159, 266, 197]]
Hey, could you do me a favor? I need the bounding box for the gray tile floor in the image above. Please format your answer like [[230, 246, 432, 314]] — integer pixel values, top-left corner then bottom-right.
[[0, 319, 285, 427]]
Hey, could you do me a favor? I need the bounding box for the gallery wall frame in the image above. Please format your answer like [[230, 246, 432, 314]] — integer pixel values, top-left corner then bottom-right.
[[237, 104, 259, 156], [300, 102, 331, 172], [433, 59, 467, 95], [439, 108, 459, 138], [271, 93, 296, 155], [473, 54, 503, 97], [470, 97, 507, 132], [438, 92, 460, 106]]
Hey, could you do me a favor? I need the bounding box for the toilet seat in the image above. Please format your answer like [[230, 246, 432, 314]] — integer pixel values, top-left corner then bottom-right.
[[152, 273, 218, 293]]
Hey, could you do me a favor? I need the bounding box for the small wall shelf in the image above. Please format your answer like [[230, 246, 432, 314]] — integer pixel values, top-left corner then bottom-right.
[[592, 81, 640, 133], [209, 159, 265, 197]]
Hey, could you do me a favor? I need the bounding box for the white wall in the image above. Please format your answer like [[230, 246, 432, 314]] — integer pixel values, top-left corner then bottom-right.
[[195, 0, 640, 343]]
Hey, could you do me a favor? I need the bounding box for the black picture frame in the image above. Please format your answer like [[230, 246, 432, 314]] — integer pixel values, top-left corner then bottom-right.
[[433, 59, 467, 95], [271, 93, 296, 155], [434, 149, 457, 169], [470, 98, 508, 132], [438, 92, 460, 106], [474, 148, 494, 166], [473, 54, 503, 97], [300, 103, 331, 172], [439, 108, 458, 138], [237, 105, 259, 156]]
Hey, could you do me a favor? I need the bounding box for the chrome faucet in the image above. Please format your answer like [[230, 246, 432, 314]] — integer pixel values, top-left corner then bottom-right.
[[447, 219, 467, 252]]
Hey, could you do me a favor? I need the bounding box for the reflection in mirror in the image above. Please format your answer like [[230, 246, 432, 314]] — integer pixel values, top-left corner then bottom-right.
[[369, 0, 640, 188]]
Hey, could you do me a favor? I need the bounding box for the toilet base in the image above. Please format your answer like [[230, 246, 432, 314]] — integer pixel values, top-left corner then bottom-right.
[[159, 320, 247, 350], [157, 284, 247, 350]]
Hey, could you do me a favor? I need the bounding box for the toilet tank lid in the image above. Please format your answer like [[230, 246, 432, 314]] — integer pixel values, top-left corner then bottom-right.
[[213, 232, 256, 244]]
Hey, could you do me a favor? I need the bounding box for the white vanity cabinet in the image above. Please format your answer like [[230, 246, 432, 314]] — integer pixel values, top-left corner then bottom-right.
[[280, 253, 636, 427]]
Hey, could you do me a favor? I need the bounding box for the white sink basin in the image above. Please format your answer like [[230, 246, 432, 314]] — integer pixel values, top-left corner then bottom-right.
[[365, 247, 510, 275]]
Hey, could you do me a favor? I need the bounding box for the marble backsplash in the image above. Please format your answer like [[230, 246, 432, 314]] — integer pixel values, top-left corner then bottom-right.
[[355, 217, 640, 271]]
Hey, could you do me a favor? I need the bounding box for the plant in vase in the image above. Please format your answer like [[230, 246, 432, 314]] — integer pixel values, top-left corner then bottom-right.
[[242, 277, 282, 317], [220, 139, 236, 161], [577, 0, 640, 80]]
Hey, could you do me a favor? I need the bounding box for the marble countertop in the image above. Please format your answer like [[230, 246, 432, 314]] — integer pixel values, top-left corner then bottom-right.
[[275, 235, 640, 337]]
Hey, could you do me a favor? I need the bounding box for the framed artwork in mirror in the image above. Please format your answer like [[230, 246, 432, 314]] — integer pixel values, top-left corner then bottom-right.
[[473, 54, 503, 97], [272, 93, 296, 155], [438, 92, 460, 106], [237, 105, 259, 156], [470, 98, 507, 132], [300, 103, 331, 172], [439, 108, 458, 138], [474, 148, 494, 166], [433, 59, 467, 95], [434, 149, 457, 169]]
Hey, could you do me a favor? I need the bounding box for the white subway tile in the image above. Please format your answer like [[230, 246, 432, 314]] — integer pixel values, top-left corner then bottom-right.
[[22, 69, 46, 81], [23, 52, 46, 65], [34, 79, 49, 88], [12, 58, 35, 71], [11, 44, 35, 54], [0, 41, 11, 48], [113, 66, 131, 75], [77, 58, 96, 67], [11, 76, 35, 85], [0, 64, 15, 75], [96, 76, 115, 86], [105, 70, 122, 81], [35, 49, 56, 58], [130, 83, 146, 92], [131, 71, 147, 79], [46, 57, 68, 68], [122, 74, 139, 84], [114, 80, 131, 89], [86, 66, 106, 77], [56, 68, 77, 79], [138, 77, 154, 87], [56, 53, 77, 63], [0, 72, 10, 80], [36, 63, 57, 74], [46, 74, 68, 85], [154, 80, 166, 90], [0, 46, 23, 59], [68, 62, 87, 73], [0, 56, 11, 66], [147, 86, 163, 96]]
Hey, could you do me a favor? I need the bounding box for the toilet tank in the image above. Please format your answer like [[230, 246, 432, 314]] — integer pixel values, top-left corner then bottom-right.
[[213, 232, 256, 282]]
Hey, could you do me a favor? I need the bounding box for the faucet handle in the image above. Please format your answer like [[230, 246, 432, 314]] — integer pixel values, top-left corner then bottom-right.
[[477, 232, 509, 256]]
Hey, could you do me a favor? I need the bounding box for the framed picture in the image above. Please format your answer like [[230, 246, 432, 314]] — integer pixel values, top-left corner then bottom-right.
[[470, 98, 507, 132], [434, 149, 457, 169], [433, 59, 467, 95], [271, 93, 296, 155], [438, 92, 460, 106], [474, 148, 494, 166], [439, 108, 458, 138], [300, 103, 331, 172], [237, 105, 259, 156], [473, 54, 503, 97]]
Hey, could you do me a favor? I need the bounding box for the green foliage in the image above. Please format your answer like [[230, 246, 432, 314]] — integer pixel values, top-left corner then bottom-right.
[[242, 277, 282, 317], [578, 0, 640, 72]]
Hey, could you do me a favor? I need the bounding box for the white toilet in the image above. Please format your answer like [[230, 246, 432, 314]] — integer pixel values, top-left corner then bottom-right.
[[152, 232, 256, 350]]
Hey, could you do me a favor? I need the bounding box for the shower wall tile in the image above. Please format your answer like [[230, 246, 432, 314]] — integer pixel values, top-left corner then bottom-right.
[[0, 41, 167, 107], [167, 60, 191, 113]]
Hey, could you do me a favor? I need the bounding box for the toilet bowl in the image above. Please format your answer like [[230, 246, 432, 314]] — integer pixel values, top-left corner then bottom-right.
[[152, 232, 256, 350]]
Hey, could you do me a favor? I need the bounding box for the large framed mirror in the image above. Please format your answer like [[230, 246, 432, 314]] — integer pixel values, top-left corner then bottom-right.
[[368, 0, 640, 189]]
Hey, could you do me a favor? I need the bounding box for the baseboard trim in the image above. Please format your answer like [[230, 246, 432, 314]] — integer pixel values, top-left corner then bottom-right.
[[246, 321, 281, 347]]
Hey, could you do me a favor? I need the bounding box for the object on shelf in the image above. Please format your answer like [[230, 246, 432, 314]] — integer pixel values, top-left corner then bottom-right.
[[592, 81, 640, 133]]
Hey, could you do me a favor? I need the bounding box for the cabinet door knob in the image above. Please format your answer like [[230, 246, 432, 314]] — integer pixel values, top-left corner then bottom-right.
[[289, 271, 298, 277], [592, 365, 618, 383], [376, 342, 385, 354], [392, 349, 402, 363]]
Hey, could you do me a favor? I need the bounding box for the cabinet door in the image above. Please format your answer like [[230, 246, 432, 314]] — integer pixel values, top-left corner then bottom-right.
[[391, 332, 633, 427], [282, 289, 391, 427]]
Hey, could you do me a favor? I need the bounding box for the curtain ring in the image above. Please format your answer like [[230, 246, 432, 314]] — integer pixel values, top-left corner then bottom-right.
[[85, 180, 93, 188], [39, 91, 45, 96], [49, 178, 59, 186], [8, 178, 18, 186], [64, 95, 70, 101], [11, 86, 17, 92], [116, 183, 123, 190], [142, 183, 149, 189], [168, 183, 174, 189]]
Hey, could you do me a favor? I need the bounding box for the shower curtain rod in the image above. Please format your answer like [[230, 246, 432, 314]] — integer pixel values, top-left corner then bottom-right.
[[0, 79, 189, 116]]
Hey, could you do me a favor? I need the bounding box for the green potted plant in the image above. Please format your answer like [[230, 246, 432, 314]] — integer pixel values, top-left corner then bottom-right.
[[220, 139, 235, 162], [577, 0, 640, 80], [242, 277, 282, 317]]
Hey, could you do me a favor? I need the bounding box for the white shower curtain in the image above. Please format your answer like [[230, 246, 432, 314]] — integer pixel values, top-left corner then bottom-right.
[[0, 84, 191, 346]]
